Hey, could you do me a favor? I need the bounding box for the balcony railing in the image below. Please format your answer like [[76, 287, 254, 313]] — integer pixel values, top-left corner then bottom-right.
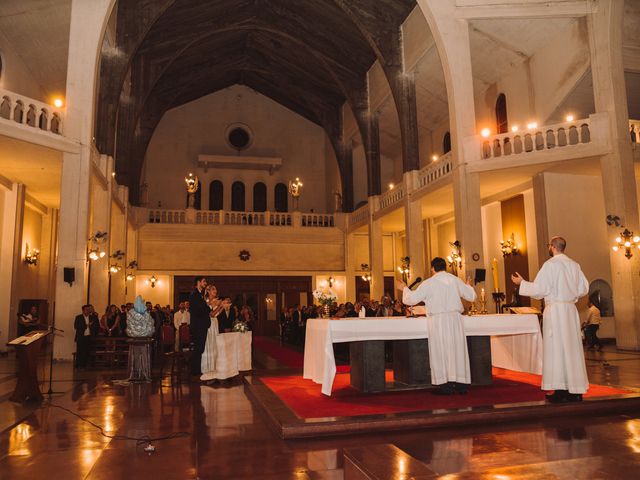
[[418, 152, 453, 189], [348, 204, 370, 229], [481, 117, 592, 160], [146, 208, 339, 228], [0, 88, 64, 135], [379, 183, 405, 210]]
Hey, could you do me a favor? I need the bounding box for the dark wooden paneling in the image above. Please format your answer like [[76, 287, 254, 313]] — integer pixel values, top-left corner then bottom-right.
[[501, 195, 530, 306]]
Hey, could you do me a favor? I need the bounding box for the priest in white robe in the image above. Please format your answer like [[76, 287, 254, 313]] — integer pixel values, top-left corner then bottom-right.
[[398, 257, 477, 395], [512, 236, 589, 403]]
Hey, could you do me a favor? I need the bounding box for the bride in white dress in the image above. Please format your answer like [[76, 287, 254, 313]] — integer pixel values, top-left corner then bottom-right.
[[201, 285, 241, 382]]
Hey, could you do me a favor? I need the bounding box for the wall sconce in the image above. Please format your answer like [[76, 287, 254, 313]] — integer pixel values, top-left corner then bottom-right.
[[397, 256, 410, 283], [360, 263, 371, 282], [447, 240, 462, 275], [109, 264, 121, 274], [109, 250, 125, 273], [327, 276, 335, 288], [87, 231, 108, 261], [265, 297, 273, 305], [125, 260, 137, 281], [612, 228, 640, 259], [146, 275, 158, 288], [24, 243, 40, 265], [500, 233, 519, 257]]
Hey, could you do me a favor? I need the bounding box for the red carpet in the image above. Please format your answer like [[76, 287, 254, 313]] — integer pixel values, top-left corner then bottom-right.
[[261, 368, 632, 419], [253, 336, 350, 373]]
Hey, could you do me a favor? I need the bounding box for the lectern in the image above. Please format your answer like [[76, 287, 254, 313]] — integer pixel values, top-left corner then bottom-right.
[[7, 330, 50, 402]]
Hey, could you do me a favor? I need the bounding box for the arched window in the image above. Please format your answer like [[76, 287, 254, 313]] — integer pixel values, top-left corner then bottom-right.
[[209, 180, 223, 210], [0, 96, 10, 119], [253, 182, 267, 212], [274, 183, 288, 212], [231, 181, 245, 211], [442, 132, 451, 154], [495, 93, 508, 134]]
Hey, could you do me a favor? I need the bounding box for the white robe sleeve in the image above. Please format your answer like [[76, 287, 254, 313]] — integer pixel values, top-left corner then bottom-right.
[[578, 270, 589, 298], [519, 262, 553, 300], [402, 281, 429, 306], [456, 277, 477, 302]]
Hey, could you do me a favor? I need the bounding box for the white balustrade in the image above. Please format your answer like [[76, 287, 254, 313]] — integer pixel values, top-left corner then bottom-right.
[[148, 209, 186, 224], [481, 117, 592, 160], [301, 213, 335, 227], [349, 204, 370, 228], [418, 152, 453, 189], [0, 88, 64, 135], [379, 184, 405, 210]]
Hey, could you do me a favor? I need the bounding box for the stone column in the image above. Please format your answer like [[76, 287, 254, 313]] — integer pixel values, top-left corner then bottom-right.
[[588, 0, 640, 349], [416, 0, 485, 279], [344, 232, 357, 302], [368, 197, 384, 300], [89, 156, 112, 312], [403, 171, 425, 280], [54, 0, 115, 360], [0, 183, 25, 349]]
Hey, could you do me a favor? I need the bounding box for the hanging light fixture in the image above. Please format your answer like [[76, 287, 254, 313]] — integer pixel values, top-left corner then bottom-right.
[[360, 264, 372, 282], [147, 275, 158, 288], [446, 240, 462, 275], [24, 243, 40, 265], [500, 233, 519, 257], [612, 228, 640, 259], [397, 256, 410, 283]]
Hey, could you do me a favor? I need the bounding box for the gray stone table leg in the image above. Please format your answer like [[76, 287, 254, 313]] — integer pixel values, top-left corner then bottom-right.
[[349, 341, 385, 393]]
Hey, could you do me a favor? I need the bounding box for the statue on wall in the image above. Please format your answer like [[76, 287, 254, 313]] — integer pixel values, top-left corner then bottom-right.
[[334, 191, 342, 213]]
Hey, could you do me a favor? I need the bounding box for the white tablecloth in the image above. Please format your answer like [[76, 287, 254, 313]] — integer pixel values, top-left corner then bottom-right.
[[303, 315, 542, 396]]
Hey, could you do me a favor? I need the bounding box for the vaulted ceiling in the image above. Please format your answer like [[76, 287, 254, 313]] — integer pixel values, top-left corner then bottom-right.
[[95, 0, 416, 202]]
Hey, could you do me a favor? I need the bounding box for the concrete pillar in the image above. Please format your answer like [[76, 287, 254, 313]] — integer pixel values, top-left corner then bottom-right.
[[403, 171, 425, 280], [89, 157, 112, 312], [54, 0, 115, 360], [0, 183, 25, 350], [416, 0, 484, 279], [344, 232, 357, 302], [368, 197, 384, 300], [588, 0, 640, 349]]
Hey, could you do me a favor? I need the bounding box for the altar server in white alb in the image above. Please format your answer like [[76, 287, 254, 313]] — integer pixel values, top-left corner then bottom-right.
[[512, 236, 589, 403], [398, 257, 477, 395]]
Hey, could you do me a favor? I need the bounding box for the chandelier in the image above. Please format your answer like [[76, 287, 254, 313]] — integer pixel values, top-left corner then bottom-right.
[[500, 233, 519, 257], [397, 256, 410, 282], [612, 228, 640, 259], [446, 240, 462, 274], [184, 173, 199, 193]]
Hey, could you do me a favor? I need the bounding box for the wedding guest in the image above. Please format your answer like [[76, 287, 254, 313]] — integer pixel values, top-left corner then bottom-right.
[[74, 305, 99, 368], [174, 302, 190, 329], [344, 302, 357, 317], [583, 293, 603, 351], [292, 304, 304, 344], [217, 297, 236, 333], [334, 304, 347, 318], [239, 305, 254, 331], [377, 296, 394, 317], [100, 305, 121, 336], [392, 300, 405, 316]]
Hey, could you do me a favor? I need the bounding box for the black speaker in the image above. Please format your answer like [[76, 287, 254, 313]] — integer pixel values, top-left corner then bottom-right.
[[474, 268, 486, 285], [64, 267, 75, 286]]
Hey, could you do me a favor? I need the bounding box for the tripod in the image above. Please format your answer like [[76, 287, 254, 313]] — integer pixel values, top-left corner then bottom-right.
[[46, 325, 65, 396]]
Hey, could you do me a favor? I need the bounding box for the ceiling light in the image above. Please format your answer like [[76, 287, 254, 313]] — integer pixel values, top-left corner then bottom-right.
[[53, 98, 64, 108], [511, 125, 519, 132], [480, 128, 491, 138], [565, 114, 574, 122]]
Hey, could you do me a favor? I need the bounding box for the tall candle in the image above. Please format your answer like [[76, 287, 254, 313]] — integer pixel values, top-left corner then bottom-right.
[[491, 258, 500, 292], [480, 288, 485, 303]]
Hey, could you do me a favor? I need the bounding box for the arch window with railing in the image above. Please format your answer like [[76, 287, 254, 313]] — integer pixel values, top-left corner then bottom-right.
[[274, 183, 288, 212], [443, 131, 451, 154], [231, 181, 245, 212], [253, 182, 267, 212], [496, 93, 508, 134], [209, 180, 224, 210]]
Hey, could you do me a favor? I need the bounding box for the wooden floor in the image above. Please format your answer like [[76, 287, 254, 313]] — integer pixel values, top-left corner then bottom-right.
[[0, 343, 639, 479]]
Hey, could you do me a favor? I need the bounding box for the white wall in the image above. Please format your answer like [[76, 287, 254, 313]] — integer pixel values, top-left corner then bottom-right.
[[144, 85, 333, 212], [0, 29, 46, 100], [543, 172, 614, 337]]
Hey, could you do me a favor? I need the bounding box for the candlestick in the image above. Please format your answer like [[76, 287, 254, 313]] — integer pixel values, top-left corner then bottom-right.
[[491, 258, 500, 292], [480, 287, 485, 303]]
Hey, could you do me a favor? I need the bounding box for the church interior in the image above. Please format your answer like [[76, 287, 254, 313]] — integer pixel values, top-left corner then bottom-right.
[[1, 0, 640, 478]]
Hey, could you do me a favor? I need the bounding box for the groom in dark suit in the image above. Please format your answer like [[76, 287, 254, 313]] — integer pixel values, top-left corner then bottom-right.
[[189, 276, 210, 379]]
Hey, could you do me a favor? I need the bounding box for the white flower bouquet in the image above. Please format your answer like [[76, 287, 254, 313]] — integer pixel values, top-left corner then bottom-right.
[[313, 289, 337, 306], [232, 321, 249, 333]]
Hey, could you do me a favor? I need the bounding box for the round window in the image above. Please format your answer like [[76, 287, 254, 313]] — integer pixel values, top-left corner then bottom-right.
[[226, 124, 252, 150]]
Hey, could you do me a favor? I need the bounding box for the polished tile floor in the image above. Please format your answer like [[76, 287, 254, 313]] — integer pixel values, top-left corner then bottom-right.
[[0, 344, 639, 479]]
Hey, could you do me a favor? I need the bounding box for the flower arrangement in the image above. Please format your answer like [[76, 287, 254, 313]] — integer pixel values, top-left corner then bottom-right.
[[232, 321, 249, 333], [313, 289, 337, 306]]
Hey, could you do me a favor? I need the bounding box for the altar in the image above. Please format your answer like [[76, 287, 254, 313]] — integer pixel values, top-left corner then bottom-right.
[[303, 314, 542, 396]]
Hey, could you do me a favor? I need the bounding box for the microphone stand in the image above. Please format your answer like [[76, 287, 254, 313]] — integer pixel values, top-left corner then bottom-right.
[[46, 325, 65, 396]]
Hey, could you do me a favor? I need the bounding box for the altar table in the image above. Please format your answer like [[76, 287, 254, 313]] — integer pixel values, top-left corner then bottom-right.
[[303, 314, 542, 396]]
